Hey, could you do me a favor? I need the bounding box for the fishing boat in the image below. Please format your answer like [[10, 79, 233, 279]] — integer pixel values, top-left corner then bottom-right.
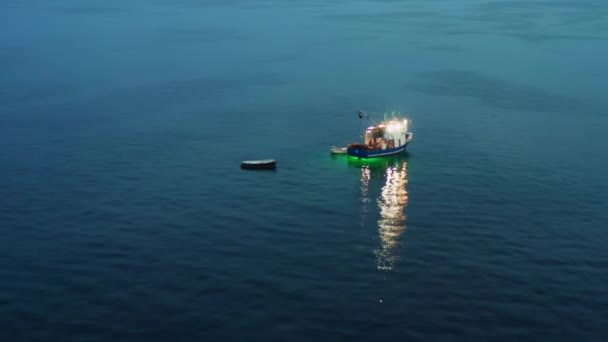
[[240, 159, 277, 170], [347, 111, 413, 159]]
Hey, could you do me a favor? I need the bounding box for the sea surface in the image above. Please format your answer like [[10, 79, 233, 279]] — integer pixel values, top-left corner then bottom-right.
[[1, 0, 608, 340]]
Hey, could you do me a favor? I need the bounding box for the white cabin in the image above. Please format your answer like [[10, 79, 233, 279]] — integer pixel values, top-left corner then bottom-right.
[[365, 119, 410, 150]]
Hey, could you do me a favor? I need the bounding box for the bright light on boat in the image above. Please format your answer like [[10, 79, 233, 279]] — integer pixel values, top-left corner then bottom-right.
[[386, 123, 402, 133]]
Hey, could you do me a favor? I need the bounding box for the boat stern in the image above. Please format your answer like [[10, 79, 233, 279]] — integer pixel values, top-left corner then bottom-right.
[[346, 143, 369, 158], [347, 146, 368, 158]]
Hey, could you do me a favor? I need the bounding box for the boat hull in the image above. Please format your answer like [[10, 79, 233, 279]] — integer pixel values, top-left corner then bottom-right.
[[241, 159, 277, 170], [347, 142, 409, 158]]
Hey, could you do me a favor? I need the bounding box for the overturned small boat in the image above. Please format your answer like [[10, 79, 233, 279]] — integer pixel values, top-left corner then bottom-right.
[[240, 159, 277, 170]]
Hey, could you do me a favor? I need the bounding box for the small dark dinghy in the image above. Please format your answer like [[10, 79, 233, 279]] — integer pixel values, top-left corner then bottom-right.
[[240, 159, 277, 170]]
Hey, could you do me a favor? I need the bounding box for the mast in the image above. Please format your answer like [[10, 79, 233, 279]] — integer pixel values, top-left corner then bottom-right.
[[358, 109, 378, 126]]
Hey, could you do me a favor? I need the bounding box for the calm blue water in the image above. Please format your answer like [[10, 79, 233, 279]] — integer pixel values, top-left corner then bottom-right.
[[2, 0, 608, 340]]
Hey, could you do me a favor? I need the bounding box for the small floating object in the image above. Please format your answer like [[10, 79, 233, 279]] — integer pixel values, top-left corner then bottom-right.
[[330, 146, 348, 154], [240, 159, 277, 170]]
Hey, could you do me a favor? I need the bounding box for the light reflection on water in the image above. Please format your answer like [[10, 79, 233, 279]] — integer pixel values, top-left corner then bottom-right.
[[355, 156, 409, 271]]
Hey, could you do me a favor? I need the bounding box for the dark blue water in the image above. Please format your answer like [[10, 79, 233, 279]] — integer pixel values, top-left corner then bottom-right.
[[2, 0, 608, 340]]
